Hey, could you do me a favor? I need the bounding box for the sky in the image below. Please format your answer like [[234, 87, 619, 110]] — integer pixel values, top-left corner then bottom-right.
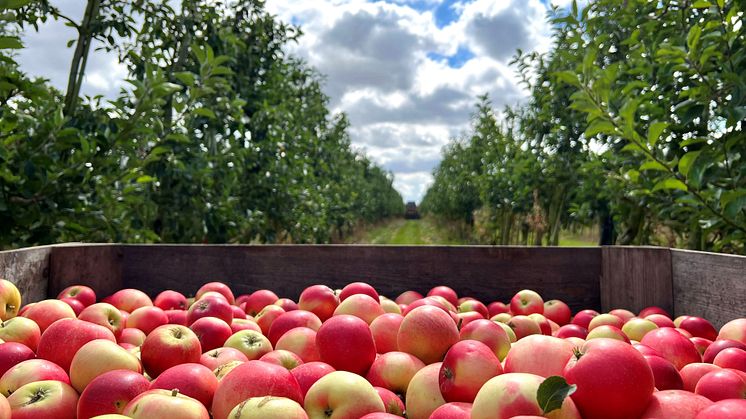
[[16, 0, 575, 203]]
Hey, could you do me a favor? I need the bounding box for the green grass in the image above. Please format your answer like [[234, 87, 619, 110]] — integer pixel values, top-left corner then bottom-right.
[[348, 218, 464, 245]]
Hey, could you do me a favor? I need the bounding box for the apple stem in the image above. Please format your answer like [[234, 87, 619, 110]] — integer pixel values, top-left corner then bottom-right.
[[171, 388, 179, 397]]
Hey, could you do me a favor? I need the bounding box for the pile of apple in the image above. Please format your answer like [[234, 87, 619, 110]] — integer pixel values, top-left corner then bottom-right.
[[0, 279, 743, 419]]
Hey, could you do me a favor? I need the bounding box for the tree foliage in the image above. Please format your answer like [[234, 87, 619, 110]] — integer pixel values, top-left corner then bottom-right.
[[423, 0, 746, 252], [0, 0, 403, 249]]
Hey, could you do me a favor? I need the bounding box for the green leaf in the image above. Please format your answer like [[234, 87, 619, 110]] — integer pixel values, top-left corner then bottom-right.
[[640, 160, 668, 172], [0, 36, 23, 49], [174, 72, 196, 86], [647, 122, 668, 147], [653, 178, 688, 192], [621, 142, 644, 153], [537, 376, 577, 415], [678, 151, 701, 177], [691, 0, 712, 8], [584, 120, 616, 138], [721, 190, 746, 219], [136, 175, 155, 184], [0, 0, 33, 9], [554, 71, 581, 87], [687, 25, 702, 52], [194, 108, 216, 119]]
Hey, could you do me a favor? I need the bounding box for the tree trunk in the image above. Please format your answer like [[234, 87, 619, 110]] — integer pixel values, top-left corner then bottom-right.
[[64, 0, 101, 116]]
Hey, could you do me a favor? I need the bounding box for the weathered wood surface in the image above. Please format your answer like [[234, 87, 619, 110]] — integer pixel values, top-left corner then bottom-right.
[[672, 249, 746, 328], [601, 247, 673, 314], [48, 244, 124, 300], [119, 245, 603, 311], [0, 246, 51, 303]]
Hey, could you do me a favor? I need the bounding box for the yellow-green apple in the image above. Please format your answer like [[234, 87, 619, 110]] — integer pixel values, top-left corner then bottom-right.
[[459, 318, 511, 361], [543, 300, 571, 325], [7, 380, 78, 419], [339, 282, 379, 302], [260, 349, 304, 370], [494, 321, 516, 342], [703, 339, 746, 363], [316, 314, 376, 375], [644, 355, 684, 390], [487, 301, 510, 317], [0, 359, 69, 396], [37, 318, 116, 372], [608, 309, 636, 323], [298, 285, 339, 321], [230, 318, 261, 334], [472, 373, 580, 419], [366, 351, 425, 396], [199, 347, 248, 371], [641, 327, 701, 370], [231, 305, 246, 319], [374, 386, 404, 415], [0, 317, 40, 352], [153, 290, 187, 310], [79, 303, 125, 338], [427, 286, 458, 307], [187, 295, 233, 326], [507, 315, 542, 340], [718, 318, 746, 344], [267, 310, 322, 346], [189, 316, 233, 352], [586, 325, 629, 343], [395, 290, 423, 306], [255, 305, 285, 335], [274, 298, 298, 312], [229, 396, 308, 419], [59, 298, 85, 316], [76, 369, 150, 419], [690, 337, 712, 355], [509, 290, 544, 316], [304, 370, 385, 419], [528, 313, 552, 335], [645, 314, 676, 329], [555, 324, 588, 339], [405, 362, 446, 419], [141, 324, 201, 378], [149, 363, 218, 408], [57, 285, 96, 308], [70, 339, 142, 392], [117, 328, 146, 347], [504, 335, 574, 377], [458, 300, 489, 318], [564, 338, 654, 419], [379, 298, 401, 314], [638, 390, 713, 419], [165, 309, 188, 326], [224, 329, 273, 360], [213, 360, 243, 380], [291, 361, 335, 398], [713, 347, 746, 372], [333, 294, 385, 325], [103, 289, 153, 313], [430, 402, 472, 419], [370, 313, 403, 354], [122, 389, 209, 419], [695, 399, 746, 419], [622, 318, 658, 341], [211, 360, 303, 419], [21, 299, 76, 332], [680, 363, 721, 392], [571, 309, 599, 330], [196, 282, 235, 305], [694, 369, 746, 401], [243, 290, 280, 316], [398, 306, 459, 365], [275, 327, 320, 362], [0, 280, 21, 321], [440, 340, 502, 403], [677, 317, 718, 341], [588, 313, 624, 331], [125, 306, 168, 335]]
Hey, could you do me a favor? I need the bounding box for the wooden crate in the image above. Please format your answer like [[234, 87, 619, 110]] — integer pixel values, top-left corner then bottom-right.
[[0, 244, 743, 327]]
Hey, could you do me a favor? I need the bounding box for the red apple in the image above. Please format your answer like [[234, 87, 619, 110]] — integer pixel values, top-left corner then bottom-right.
[[543, 300, 571, 325], [60, 298, 85, 315], [638, 389, 713, 419], [199, 347, 248, 371], [275, 327, 320, 363], [695, 369, 746, 401], [427, 286, 458, 307], [564, 338, 655, 419], [260, 349, 304, 370], [78, 303, 126, 338], [254, 305, 285, 335], [224, 329, 273, 360], [187, 295, 233, 326], [122, 389, 209, 419], [298, 285, 340, 321], [645, 314, 676, 329], [398, 305, 459, 365], [228, 396, 308, 418], [586, 325, 630, 343], [471, 373, 580, 419], [608, 308, 636, 323], [504, 335, 574, 377], [37, 318, 115, 372], [695, 399, 746, 419], [268, 310, 322, 346], [395, 290, 423, 306], [7, 380, 78, 419], [370, 313, 403, 354], [402, 297, 452, 316], [304, 370, 385, 418], [459, 318, 511, 361], [125, 306, 168, 335], [189, 316, 233, 352], [0, 359, 69, 396], [507, 315, 542, 340], [680, 363, 722, 392], [243, 290, 279, 316], [644, 355, 684, 390], [571, 309, 599, 330], [69, 339, 142, 392], [21, 299, 76, 332], [274, 298, 298, 312], [149, 363, 218, 408], [458, 300, 488, 318], [690, 337, 712, 355], [487, 301, 510, 318], [678, 316, 718, 341], [430, 402, 472, 419], [141, 324, 201, 378], [211, 360, 303, 419], [165, 309, 188, 325], [405, 362, 446, 419], [588, 313, 624, 331], [456, 311, 484, 330], [703, 338, 746, 363], [316, 314, 376, 375], [509, 290, 544, 316], [153, 290, 187, 311], [339, 282, 380, 302], [639, 306, 671, 318], [196, 282, 235, 305], [366, 351, 425, 396], [634, 343, 663, 357], [57, 285, 96, 308], [717, 318, 746, 344], [713, 347, 746, 372], [0, 317, 40, 352], [641, 327, 701, 370], [439, 340, 502, 403], [103, 289, 153, 313], [333, 294, 385, 325], [117, 328, 146, 347], [291, 361, 335, 399], [556, 323, 588, 339], [374, 386, 405, 415], [76, 369, 150, 419], [230, 318, 260, 334]]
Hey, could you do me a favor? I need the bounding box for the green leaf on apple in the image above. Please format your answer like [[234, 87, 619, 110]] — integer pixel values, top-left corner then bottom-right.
[[537, 375, 577, 414]]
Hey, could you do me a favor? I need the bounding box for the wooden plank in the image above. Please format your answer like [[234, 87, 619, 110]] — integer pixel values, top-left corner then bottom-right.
[[48, 244, 124, 300], [120, 245, 603, 312], [601, 247, 673, 314], [672, 249, 746, 328], [0, 246, 51, 303]]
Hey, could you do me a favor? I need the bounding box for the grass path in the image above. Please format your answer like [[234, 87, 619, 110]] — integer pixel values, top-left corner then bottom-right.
[[347, 218, 463, 245]]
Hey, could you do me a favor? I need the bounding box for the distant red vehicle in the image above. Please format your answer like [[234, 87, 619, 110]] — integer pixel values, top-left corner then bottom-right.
[[404, 202, 420, 219]]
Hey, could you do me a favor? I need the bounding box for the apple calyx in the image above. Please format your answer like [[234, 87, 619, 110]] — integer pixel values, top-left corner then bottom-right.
[[324, 407, 334, 417], [442, 367, 454, 380]]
